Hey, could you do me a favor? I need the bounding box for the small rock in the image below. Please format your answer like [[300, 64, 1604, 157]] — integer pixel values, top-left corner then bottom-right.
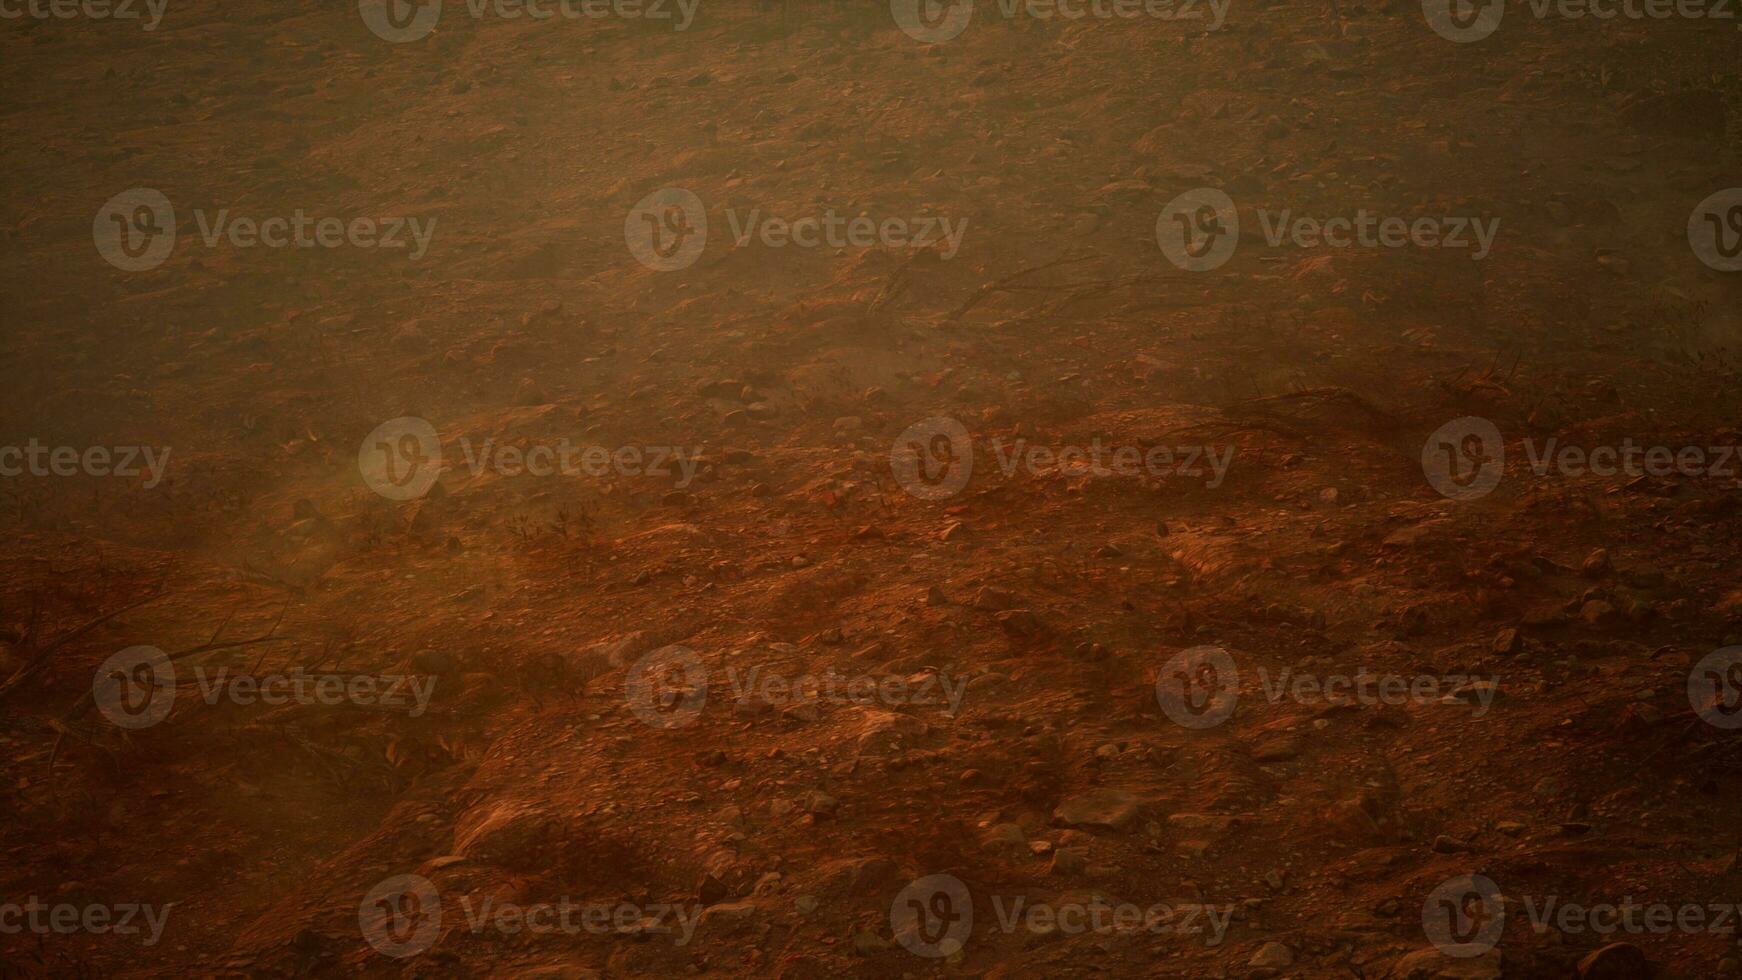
[[1577, 942, 1649, 980], [1249, 942, 1293, 968], [1053, 788, 1141, 830]]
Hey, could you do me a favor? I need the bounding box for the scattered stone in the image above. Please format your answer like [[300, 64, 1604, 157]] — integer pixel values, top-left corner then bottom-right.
[[1581, 548, 1612, 578], [1048, 847, 1088, 874], [1577, 942, 1649, 980], [1387, 946, 1502, 978], [1249, 942, 1293, 968], [1053, 788, 1141, 830]]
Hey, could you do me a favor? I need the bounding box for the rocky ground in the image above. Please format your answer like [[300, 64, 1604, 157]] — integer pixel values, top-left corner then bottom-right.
[[2, 0, 1742, 977]]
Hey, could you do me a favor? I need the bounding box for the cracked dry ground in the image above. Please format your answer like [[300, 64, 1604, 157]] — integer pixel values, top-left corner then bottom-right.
[[5, 1, 1742, 978]]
